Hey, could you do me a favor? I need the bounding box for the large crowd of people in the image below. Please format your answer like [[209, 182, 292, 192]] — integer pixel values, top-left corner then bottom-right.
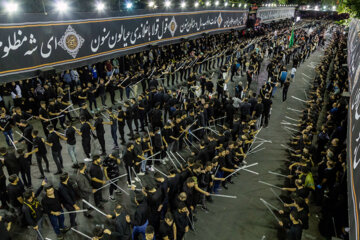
[[0, 17, 349, 240], [271, 26, 349, 240]]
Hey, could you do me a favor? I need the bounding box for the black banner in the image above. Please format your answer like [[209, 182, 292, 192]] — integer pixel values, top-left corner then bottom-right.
[[348, 18, 360, 240], [256, 7, 295, 23], [0, 10, 248, 81]]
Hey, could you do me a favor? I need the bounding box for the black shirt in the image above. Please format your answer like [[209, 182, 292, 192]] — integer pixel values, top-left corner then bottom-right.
[[42, 191, 63, 214], [90, 163, 104, 188], [103, 156, 119, 179], [0, 219, 11, 240], [0, 115, 12, 131], [80, 122, 91, 139], [133, 201, 149, 226], [3, 152, 20, 175], [47, 132, 62, 152], [65, 126, 76, 145], [7, 182, 24, 208], [123, 150, 135, 166], [94, 118, 105, 135], [19, 124, 33, 144], [159, 220, 174, 240], [39, 107, 49, 122]]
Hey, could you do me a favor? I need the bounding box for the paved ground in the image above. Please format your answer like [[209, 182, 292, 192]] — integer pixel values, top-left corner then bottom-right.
[[2, 40, 328, 240], [185, 44, 327, 240]]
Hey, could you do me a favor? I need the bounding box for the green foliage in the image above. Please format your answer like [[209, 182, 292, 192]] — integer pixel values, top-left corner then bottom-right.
[[337, 0, 360, 18]]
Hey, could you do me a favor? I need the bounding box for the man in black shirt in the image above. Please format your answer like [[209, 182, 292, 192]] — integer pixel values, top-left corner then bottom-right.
[[132, 193, 149, 240], [261, 93, 272, 128], [75, 163, 94, 218], [123, 143, 136, 187], [25, 130, 50, 179], [283, 78, 291, 102], [90, 155, 107, 208], [48, 99, 60, 131], [0, 215, 11, 240], [64, 120, 78, 168], [103, 152, 121, 201], [76, 117, 94, 159], [41, 185, 69, 240], [159, 212, 176, 240], [0, 109, 13, 147], [7, 174, 24, 214], [58, 172, 80, 227], [38, 101, 50, 136], [45, 125, 64, 175], [117, 106, 126, 145], [173, 202, 189, 240], [94, 113, 111, 156], [15, 120, 33, 164], [16, 148, 32, 187], [22, 182, 45, 240], [113, 204, 132, 240], [0, 147, 20, 176], [0, 156, 8, 209]]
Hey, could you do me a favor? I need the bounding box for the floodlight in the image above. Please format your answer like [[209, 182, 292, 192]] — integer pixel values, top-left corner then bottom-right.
[[164, 0, 171, 8], [4, 1, 19, 14]]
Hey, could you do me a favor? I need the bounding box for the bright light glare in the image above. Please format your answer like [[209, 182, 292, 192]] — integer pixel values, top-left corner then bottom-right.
[[148, 1, 155, 7], [332, 5, 336, 11], [180, 1, 186, 8], [164, 0, 171, 7], [315, 5, 319, 10], [205, 1, 210, 6], [215, 1, 219, 6], [4, 2, 19, 14], [126, 2, 133, 9], [194, 2, 199, 7], [96, 2, 105, 11], [55, 1, 69, 12], [238, 3, 241, 7], [244, 3, 247, 7], [224, 2, 228, 7]]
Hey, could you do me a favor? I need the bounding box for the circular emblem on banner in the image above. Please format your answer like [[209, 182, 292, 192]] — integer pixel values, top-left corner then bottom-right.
[[65, 34, 79, 50], [168, 16, 177, 37], [58, 25, 85, 58], [217, 13, 223, 28], [170, 22, 176, 32]]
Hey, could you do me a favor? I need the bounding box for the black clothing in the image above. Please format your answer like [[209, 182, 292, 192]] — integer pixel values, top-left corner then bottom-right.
[[7, 182, 24, 208], [133, 201, 149, 226], [65, 127, 76, 145], [47, 132, 62, 152], [115, 213, 132, 240], [41, 191, 63, 214], [159, 220, 175, 240]]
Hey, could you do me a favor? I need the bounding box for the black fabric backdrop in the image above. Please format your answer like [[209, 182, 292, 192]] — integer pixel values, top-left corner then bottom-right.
[[348, 18, 360, 240], [256, 7, 295, 23], [0, 9, 248, 82]]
